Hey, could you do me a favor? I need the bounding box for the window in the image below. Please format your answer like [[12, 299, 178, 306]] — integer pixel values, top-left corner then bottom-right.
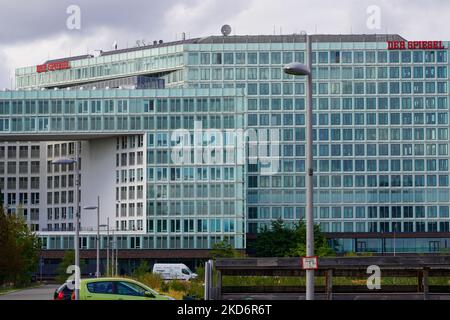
[[87, 281, 114, 294]]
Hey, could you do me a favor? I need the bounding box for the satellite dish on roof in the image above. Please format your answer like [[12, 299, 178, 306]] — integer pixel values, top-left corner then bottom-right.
[[221, 24, 231, 36]]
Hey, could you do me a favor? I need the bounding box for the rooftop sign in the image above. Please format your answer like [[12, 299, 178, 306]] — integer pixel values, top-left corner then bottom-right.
[[36, 61, 71, 73], [387, 41, 446, 50]]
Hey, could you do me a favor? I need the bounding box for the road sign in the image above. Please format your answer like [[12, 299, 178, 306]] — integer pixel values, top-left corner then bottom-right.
[[302, 256, 318, 270]]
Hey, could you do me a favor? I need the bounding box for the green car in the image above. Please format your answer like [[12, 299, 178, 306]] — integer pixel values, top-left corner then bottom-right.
[[76, 277, 174, 300]]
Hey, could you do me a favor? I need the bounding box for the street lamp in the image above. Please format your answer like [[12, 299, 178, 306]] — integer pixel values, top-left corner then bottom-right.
[[109, 229, 119, 277], [84, 196, 101, 278], [52, 141, 81, 300], [283, 34, 315, 300]]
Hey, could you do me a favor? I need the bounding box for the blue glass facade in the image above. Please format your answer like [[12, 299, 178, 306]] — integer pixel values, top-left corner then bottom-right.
[[5, 34, 450, 253]]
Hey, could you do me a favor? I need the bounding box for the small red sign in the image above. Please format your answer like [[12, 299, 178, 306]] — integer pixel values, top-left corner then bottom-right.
[[36, 60, 70, 73], [387, 41, 446, 50]]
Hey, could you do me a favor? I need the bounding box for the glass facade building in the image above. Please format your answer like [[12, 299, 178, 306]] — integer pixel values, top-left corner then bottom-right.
[[3, 34, 450, 254]]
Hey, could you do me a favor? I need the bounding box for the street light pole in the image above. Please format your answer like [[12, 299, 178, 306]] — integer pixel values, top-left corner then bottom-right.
[[283, 34, 315, 300], [74, 141, 80, 300], [115, 232, 118, 276], [111, 229, 115, 276], [106, 217, 110, 277], [304, 33, 315, 301], [96, 196, 100, 277]]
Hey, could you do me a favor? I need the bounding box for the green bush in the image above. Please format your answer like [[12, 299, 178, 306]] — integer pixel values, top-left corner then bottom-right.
[[135, 272, 163, 290], [132, 261, 150, 279], [185, 280, 204, 299], [170, 280, 189, 292], [195, 265, 205, 281], [160, 281, 170, 292]]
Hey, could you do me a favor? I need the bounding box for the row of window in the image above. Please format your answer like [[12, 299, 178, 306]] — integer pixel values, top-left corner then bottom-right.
[[250, 112, 449, 127], [0, 161, 41, 174], [248, 97, 449, 111], [0, 145, 40, 158], [47, 143, 75, 158], [1, 115, 242, 132], [47, 207, 74, 220], [41, 234, 241, 250], [250, 221, 450, 234], [115, 185, 144, 201], [47, 191, 75, 204], [115, 136, 144, 150], [187, 66, 448, 81], [146, 200, 241, 216], [18, 53, 184, 87], [147, 167, 236, 181], [187, 50, 447, 65], [250, 174, 450, 188], [247, 188, 450, 204], [147, 184, 238, 199], [0, 98, 238, 115], [248, 205, 450, 220], [148, 218, 237, 233], [115, 202, 144, 217], [3, 192, 40, 205], [246, 81, 448, 96]]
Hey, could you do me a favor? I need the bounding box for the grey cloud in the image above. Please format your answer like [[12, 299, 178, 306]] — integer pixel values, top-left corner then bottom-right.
[[0, 0, 199, 45]]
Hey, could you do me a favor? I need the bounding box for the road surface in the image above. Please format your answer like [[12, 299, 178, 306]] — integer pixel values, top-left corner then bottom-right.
[[0, 285, 58, 300]]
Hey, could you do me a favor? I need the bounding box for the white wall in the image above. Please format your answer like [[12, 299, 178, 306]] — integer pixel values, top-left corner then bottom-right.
[[80, 138, 116, 230]]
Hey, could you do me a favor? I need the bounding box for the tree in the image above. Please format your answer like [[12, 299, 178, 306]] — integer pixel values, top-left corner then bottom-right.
[[132, 260, 150, 279], [250, 219, 334, 257], [210, 240, 245, 259], [0, 208, 41, 286], [56, 250, 86, 284]]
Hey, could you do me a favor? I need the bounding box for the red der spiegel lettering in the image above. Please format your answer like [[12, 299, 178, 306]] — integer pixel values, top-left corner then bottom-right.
[[388, 41, 446, 50]]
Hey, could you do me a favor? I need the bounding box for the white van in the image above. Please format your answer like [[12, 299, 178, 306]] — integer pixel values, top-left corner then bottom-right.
[[152, 263, 198, 281]]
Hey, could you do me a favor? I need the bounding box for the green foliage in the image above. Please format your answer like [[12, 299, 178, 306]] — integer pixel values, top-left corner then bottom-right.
[[160, 281, 170, 292], [134, 272, 163, 290], [0, 208, 41, 286], [210, 240, 245, 259], [195, 265, 205, 281], [55, 251, 86, 284], [170, 280, 189, 292], [250, 218, 334, 257], [132, 261, 150, 279], [185, 280, 204, 299]]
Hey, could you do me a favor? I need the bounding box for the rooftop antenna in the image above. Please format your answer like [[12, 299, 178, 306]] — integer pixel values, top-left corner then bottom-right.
[[112, 41, 118, 50]]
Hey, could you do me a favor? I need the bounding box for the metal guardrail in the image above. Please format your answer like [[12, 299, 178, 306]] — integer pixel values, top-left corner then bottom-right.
[[208, 255, 450, 300]]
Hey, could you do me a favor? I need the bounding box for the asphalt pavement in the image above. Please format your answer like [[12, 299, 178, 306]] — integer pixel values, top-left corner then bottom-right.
[[0, 284, 59, 300]]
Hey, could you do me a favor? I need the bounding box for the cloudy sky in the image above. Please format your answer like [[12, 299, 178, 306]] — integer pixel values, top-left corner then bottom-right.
[[0, 0, 449, 88]]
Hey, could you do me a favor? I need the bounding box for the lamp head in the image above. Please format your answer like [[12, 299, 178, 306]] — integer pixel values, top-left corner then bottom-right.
[[283, 62, 310, 76]]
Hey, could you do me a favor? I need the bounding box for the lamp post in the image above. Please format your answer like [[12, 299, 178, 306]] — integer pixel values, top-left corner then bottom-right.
[[111, 229, 115, 276], [52, 141, 81, 300], [105, 217, 110, 276], [283, 34, 315, 300], [84, 196, 101, 278], [115, 232, 119, 276]]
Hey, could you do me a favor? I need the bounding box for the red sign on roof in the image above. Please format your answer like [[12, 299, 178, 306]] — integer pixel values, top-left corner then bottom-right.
[[36, 61, 71, 73], [387, 41, 446, 50]]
